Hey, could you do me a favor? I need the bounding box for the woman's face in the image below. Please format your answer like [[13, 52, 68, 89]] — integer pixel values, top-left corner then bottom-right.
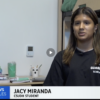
[[73, 14, 97, 42]]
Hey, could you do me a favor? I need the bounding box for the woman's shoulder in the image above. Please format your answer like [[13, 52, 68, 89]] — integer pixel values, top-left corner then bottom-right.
[[56, 50, 65, 56], [54, 50, 65, 61]]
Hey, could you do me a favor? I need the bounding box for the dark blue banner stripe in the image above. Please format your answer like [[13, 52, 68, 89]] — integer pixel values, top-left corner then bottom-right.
[[0, 86, 10, 99]]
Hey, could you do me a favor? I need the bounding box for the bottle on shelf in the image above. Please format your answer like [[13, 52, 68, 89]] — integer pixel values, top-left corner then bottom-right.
[[0, 66, 2, 75]]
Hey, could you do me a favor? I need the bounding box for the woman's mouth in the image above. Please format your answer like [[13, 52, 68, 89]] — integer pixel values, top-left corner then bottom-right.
[[78, 32, 86, 36]]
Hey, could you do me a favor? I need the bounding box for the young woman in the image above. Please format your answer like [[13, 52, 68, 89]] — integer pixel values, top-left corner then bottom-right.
[[43, 7, 100, 86]]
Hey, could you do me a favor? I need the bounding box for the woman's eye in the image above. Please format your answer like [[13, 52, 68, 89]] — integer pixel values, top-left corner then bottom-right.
[[74, 22, 80, 25], [84, 21, 90, 25]]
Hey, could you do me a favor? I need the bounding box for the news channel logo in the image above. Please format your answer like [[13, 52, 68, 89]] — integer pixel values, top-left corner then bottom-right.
[[0, 86, 10, 99]]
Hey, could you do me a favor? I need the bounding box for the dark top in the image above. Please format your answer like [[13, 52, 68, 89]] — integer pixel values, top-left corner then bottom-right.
[[43, 48, 100, 86]]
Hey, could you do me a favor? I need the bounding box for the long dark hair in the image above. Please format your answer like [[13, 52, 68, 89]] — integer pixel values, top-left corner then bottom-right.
[[63, 7, 100, 66]]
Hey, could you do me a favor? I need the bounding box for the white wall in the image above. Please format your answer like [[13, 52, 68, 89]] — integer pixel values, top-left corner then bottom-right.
[[0, 0, 58, 77]]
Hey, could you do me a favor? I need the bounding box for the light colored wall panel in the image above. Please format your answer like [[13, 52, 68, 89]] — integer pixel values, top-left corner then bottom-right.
[[0, 0, 58, 77]]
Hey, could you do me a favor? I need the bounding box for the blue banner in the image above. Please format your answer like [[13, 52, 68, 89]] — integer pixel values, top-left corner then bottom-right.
[[0, 86, 10, 99]]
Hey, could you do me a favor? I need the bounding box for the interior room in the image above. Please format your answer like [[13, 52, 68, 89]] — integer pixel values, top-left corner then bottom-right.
[[0, 0, 100, 87]]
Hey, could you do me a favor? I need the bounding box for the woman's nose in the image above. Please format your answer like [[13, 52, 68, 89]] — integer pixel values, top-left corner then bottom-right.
[[79, 23, 84, 29]]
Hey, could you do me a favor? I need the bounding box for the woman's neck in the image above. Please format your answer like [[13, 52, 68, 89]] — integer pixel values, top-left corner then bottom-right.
[[77, 39, 93, 52]]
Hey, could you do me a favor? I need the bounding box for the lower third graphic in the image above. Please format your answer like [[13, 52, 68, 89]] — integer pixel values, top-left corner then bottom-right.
[[0, 86, 10, 99]]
